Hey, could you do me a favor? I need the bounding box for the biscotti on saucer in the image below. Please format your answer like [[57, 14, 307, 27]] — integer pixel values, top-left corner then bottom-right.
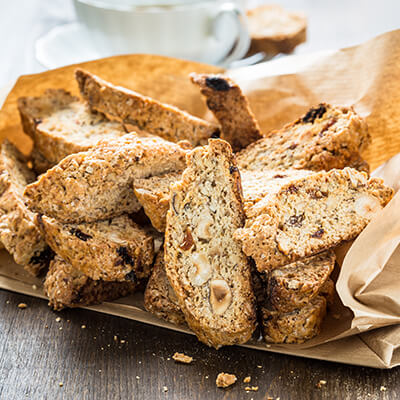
[[38, 214, 154, 282], [190, 73, 261, 151], [0, 140, 52, 275], [44, 256, 137, 311], [75, 68, 220, 146], [165, 139, 256, 348]]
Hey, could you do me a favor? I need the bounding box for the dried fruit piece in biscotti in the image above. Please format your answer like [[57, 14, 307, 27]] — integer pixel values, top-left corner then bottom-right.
[[164, 139, 256, 348], [24, 134, 189, 223], [144, 250, 186, 327], [19, 90, 128, 165], [265, 250, 335, 313], [134, 172, 181, 232], [190, 73, 261, 151], [0, 140, 52, 275], [18, 89, 78, 138], [235, 168, 393, 272], [261, 295, 327, 344], [236, 103, 370, 173], [44, 256, 137, 311], [75, 68, 220, 146], [37, 214, 154, 282]]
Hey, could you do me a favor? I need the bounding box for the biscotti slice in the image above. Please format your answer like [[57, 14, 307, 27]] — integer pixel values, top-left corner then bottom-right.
[[190, 74, 261, 151], [44, 256, 137, 311], [235, 168, 393, 272], [265, 250, 335, 313], [165, 139, 256, 348], [246, 4, 307, 56], [75, 68, 220, 146], [134, 172, 181, 232], [18, 89, 78, 138], [144, 250, 186, 326], [0, 140, 52, 275], [261, 295, 327, 344], [236, 103, 370, 173], [24, 134, 189, 223], [38, 214, 154, 281]]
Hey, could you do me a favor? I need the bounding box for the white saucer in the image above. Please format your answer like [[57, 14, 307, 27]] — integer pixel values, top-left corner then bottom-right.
[[35, 23, 108, 69]]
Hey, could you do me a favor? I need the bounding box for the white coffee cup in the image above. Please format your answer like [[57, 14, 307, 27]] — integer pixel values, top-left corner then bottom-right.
[[73, 0, 250, 66]]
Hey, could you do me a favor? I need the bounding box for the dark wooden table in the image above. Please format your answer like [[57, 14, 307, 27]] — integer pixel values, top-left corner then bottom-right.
[[0, 289, 398, 400]]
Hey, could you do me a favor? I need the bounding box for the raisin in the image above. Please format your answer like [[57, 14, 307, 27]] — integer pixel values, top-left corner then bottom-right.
[[288, 143, 298, 150], [273, 174, 287, 179], [301, 104, 327, 124], [205, 76, 231, 91], [70, 228, 92, 241], [180, 228, 194, 251], [311, 229, 324, 238], [125, 270, 137, 283], [33, 118, 42, 125], [29, 247, 54, 267], [172, 194, 178, 214], [211, 130, 221, 139], [116, 246, 135, 266], [288, 213, 304, 227], [229, 166, 238, 174], [286, 185, 298, 194]]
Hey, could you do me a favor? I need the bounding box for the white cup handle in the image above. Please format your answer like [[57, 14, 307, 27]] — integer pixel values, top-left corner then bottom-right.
[[213, 3, 251, 68]]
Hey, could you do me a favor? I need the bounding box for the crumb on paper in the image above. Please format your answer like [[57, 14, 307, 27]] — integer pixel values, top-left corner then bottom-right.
[[243, 376, 251, 383], [245, 386, 259, 392], [136, 376, 140, 380], [32, 284, 38, 290], [114, 335, 118, 341], [56, 317, 61, 322], [172, 352, 193, 364], [59, 382, 63, 387], [216, 372, 237, 388], [81, 325, 86, 329], [17, 303, 27, 309], [316, 380, 327, 388], [380, 386, 387, 392], [257, 365, 262, 369], [163, 386, 168, 392], [59, 327, 62, 331], [120, 340, 126, 344]]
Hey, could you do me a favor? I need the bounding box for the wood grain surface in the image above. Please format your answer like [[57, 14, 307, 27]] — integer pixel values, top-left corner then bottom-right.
[[0, 289, 398, 400]]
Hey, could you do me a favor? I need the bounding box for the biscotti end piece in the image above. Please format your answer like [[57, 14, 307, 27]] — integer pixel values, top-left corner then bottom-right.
[[38, 214, 154, 282], [261, 295, 327, 344], [24, 134, 188, 223], [134, 172, 181, 232], [190, 73, 261, 151], [246, 4, 307, 56], [266, 250, 336, 312], [144, 251, 186, 326], [75, 68, 220, 146], [0, 140, 51, 275], [235, 168, 393, 272], [237, 103, 370, 173], [18, 89, 78, 138], [44, 256, 137, 310], [165, 139, 256, 348]]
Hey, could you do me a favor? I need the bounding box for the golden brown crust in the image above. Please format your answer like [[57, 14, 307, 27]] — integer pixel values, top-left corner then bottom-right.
[[44, 256, 137, 310], [75, 68, 220, 146], [165, 139, 256, 348], [24, 134, 188, 223], [38, 214, 154, 282], [190, 73, 261, 151]]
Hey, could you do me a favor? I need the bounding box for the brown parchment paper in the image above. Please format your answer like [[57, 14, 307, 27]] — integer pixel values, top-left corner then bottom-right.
[[1, 30, 400, 368]]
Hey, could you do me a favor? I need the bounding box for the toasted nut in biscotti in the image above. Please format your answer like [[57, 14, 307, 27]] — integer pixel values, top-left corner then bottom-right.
[[235, 168, 393, 273], [190, 73, 261, 151], [236, 103, 370, 173], [38, 214, 154, 281], [44, 256, 137, 311], [24, 134, 189, 223], [165, 139, 256, 349], [0, 140, 52, 276], [75, 68, 220, 146]]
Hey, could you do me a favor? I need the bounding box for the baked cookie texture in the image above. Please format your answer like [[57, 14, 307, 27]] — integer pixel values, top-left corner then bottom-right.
[[144, 250, 186, 326], [236, 104, 370, 173], [44, 256, 137, 311], [235, 167, 393, 272], [261, 295, 327, 344], [134, 172, 181, 232], [19, 89, 128, 165], [164, 139, 256, 348], [0, 140, 52, 275], [75, 68, 220, 146], [24, 134, 189, 223], [265, 250, 335, 313], [190, 73, 261, 151], [246, 4, 307, 56], [30, 146, 54, 175], [38, 214, 154, 282]]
